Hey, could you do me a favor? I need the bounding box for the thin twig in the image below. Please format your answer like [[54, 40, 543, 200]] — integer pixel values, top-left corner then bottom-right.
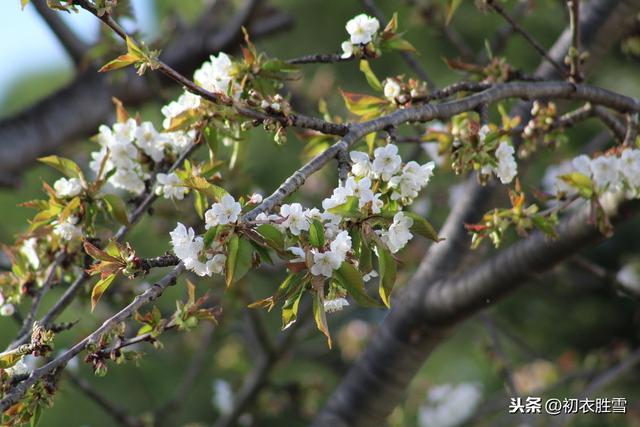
[[66, 372, 143, 427], [567, 0, 582, 82], [487, 0, 566, 77], [31, 0, 88, 65]]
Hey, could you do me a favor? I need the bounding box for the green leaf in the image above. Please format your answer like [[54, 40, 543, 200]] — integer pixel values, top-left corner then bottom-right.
[[334, 262, 382, 307], [99, 37, 145, 73], [404, 212, 441, 241], [182, 176, 228, 202], [91, 274, 117, 311], [256, 224, 285, 251], [359, 60, 383, 92], [281, 282, 305, 329], [340, 90, 388, 120], [376, 243, 396, 307], [194, 190, 208, 219], [313, 291, 332, 348], [0, 349, 23, 369], [358, 231, 373, 274], [380, 36, 417, 53], [102, 194, 129, 225], [38, 155, 82, 178], [261, 58, 300, 74], [250, 240, 273, 265], [559, 172, 593, 198], [98, 53, 140, 73], [308, 219, 326, 248], [225, 235, 253, 287], [327, 196, 362, 217], [30, 405, 42, 427], [203, 225, 220, 248], [445, 0, 464, 24]]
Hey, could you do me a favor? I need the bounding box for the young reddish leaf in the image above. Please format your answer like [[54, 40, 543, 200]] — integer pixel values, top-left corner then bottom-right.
[[83, 241, 121, 263]]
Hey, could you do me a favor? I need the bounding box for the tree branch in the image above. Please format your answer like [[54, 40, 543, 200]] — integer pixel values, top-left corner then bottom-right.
[[31, 0, 88, 66]]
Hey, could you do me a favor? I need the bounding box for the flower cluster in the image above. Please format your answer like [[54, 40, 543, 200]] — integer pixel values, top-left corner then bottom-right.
[[341, 14, 380, 59], [545, 148, 640, 198], [167, 142, 437, 322], [170, 223, 226, 277], [89, 118, 194, 195]]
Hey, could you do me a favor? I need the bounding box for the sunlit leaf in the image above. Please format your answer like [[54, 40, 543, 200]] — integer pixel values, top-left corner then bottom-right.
[[359, 60, 383, 92], [91, 274, 116, 311]]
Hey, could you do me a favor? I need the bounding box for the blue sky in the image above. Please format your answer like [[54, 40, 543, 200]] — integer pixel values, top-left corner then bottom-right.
[[0, 0, 154, 101]]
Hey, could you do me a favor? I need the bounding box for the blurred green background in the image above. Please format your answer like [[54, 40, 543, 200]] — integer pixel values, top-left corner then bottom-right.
[[1, 0, 640, 426]]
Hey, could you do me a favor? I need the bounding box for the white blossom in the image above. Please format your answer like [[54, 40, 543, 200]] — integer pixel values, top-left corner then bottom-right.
[[165, 129, 197, 153], [135, 121, 168, 163], [0, 304, 15, 317], [288, 246, 306, 263], [341, 41, 354, 59], [205, 194, 242, 228], [370, 192, 384, 214], [280, 203, 310, 235], [249, 193, 263, 204], [389, 161, 435, 201], [310, 250, 342, 277], [542, 160, 574, 196], [110, 168, 146, 195], [161, 91, 201, 129], [20, 238, 40, 269], [322, 185, 351, 210], [345, 14, 380, 44], [170, 223, 203, 262], [372, 144, 402, 181], [212, 380, 234, 415], [155, 172, 187, 200], [363, 270, 378, 282], [617, 262, 640, 293], [495, 141, 517, 184], [620, 149, 640, 188], [112, 118, 137, 142], [418, 383, 483, 427], [344, 177, 375, 208], [194, 52, 236, 95], [350, 151, 372, 177], [54, 216, 82, 241], [329, 230, 352, 261], [478, 125, 490, 143], [591, 155, 621, 191], [53, 177, 82, 198], [382, 212, 414, 253], [384, 79, 401, 101], [324, 297, 350, 313], [572, 154, 592, 177]]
